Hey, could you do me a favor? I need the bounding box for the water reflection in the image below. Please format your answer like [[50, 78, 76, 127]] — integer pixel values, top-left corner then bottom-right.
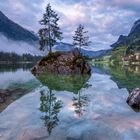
[[94, 64, 140, 93], [0, 64, 40, 112], [0, 63, 35, 72], [34, 73, 91, 94], [35, 73, 91, 134], [72, 91, 89, 117], [94, 64, 140, 112], [124, 65, 140, 74], [1, 65, 140, 140], [39, 89, 63, 135]]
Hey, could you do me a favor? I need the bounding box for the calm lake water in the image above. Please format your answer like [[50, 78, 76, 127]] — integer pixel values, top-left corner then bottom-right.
[[0, 64, 140, 140]]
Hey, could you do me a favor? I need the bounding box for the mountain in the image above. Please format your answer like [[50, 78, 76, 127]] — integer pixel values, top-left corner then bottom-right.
[[110, 19, 140, 63], [0, 11, 38, 44], [111, 19, 140, 49], [0, 11, 111, 58], [80, 48, 112, 58], [54, 42, 75, 52], [53, 42, 112, 59], [129, 19, 140, 37], [111, 35, 127, 49], [0, 11, 41, 55]]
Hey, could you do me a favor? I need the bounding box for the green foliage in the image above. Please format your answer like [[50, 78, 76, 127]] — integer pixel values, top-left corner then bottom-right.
[[73, 24, 91, 51], [35, 73, 90, 94], [110, 65, 140, 92], [95, 64, 140, 92], [39, 3, 62, 53], [0, 52, 41, 63], [39, 51, 63, 65], [110, 42, 140, 64], [110, 47, 126, 64]]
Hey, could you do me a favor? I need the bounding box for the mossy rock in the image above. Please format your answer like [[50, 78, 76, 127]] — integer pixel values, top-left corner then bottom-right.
[[32, 48, 91, 75]]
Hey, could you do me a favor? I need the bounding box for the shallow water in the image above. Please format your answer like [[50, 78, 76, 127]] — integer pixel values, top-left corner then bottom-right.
[[0, 64, 140, 140]]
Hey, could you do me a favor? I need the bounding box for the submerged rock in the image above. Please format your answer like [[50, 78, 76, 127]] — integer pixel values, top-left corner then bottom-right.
[[0, 88, 29, 112], [31, 48, 91, 75], [127, 88, 140, 111], [0, 89, 11, 103]]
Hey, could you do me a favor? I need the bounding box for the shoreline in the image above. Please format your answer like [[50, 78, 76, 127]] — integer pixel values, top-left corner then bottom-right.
[[0, 61, 36, 64]]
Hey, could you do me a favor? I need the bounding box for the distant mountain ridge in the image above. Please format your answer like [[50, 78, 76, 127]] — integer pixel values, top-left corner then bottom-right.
[[111, 19, 140, 49], [110, 18, 140, 63], [54, 42, 112, 58], [0, 11, 111, 58], [0, 11, 38, 44]]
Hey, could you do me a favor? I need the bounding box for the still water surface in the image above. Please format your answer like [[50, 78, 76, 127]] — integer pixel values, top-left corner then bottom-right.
[[0, 64, 140, 140]]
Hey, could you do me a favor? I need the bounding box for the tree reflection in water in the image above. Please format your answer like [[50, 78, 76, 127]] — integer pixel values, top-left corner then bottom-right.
[[39, 89, 63, 135], [72, 90, 89, 117], [35, 73, 91, 133]]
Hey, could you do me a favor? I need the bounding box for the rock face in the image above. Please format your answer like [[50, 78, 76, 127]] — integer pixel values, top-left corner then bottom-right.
[[127, 88, 140, 110], [111, 18, 140, 49], [31, 48, 91, 75]]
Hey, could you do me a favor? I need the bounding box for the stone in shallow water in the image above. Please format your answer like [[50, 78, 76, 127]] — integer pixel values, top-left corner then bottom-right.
[[127, 88, 140, 111]]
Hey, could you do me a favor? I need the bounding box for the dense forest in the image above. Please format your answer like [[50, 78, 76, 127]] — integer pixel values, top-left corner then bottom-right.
[[0, 52, 42, 63]]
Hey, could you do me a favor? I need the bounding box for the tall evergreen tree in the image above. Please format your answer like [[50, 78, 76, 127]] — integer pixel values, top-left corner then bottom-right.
[[73, 24, 91, 51], [38, 4, 62, 53]]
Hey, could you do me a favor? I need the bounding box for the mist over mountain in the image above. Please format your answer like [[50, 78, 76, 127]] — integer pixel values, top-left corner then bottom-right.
[[0, 34, 41, 55], [0, 10, 112, 58], [0, 11, 41, 55], [54, 42, 112, 58], [0, 11, 38, 44]]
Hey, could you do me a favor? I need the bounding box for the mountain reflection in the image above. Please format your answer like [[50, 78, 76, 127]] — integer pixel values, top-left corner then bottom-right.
[[94, 64, 140, 93], [94, 64, 140, 112]]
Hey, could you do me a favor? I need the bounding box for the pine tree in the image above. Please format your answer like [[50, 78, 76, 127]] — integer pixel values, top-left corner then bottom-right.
[[73, 24, 91, 52], [72, 90, 89, 117], [38, 4, 62, 54]]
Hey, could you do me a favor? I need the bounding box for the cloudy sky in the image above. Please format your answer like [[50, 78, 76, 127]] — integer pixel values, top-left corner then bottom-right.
[[0, 0, 140, 51]]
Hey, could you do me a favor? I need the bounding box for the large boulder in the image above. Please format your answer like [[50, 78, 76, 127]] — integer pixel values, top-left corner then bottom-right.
[[127, 88, 140, 111], [31, 48, 91, 75]]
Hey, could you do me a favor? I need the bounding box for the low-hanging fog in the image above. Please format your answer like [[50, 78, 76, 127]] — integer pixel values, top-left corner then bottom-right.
[[0, 34, 41, 55]]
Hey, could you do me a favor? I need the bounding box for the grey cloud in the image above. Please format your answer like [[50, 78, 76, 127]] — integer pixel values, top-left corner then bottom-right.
[[0, 0, 140, 50]]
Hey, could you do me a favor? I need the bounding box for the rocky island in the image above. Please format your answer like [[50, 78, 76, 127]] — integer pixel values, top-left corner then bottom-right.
[[31, 48, 91, 75], [31, 4, 91, 76]]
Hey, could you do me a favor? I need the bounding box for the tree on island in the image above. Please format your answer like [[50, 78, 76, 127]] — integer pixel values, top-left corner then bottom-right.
[[73, 24, 91, 52], [38, 3, 62, 54]]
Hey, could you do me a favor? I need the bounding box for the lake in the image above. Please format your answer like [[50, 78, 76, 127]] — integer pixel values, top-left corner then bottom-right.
[[0, 64, 140, 140]]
